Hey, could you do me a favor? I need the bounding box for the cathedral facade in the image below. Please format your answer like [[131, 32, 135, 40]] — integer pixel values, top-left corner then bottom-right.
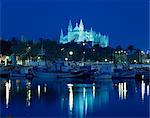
[[59, 19, 109, 47]]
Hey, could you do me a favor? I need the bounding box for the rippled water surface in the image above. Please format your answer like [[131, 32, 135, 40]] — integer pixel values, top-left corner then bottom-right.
[[0, 77, 149, 118]]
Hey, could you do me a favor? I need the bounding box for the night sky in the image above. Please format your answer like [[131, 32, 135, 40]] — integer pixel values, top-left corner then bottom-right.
[[1, 0, 149, 51]]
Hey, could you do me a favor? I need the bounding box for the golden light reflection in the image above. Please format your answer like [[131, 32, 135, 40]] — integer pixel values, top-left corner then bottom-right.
[[16, 80, 20, 93], [141, 80, 145, 101], [118, 83, 123, 100], [85, 94, 88, 116], [147, 85, 149, 96], [93, 83, 96, 98], [68, 84, 73, 112], [118, 82, 127, 100], [123, 82, 127, 100], [5, 80, 11, 108], [38, 85, 41, 99], [83, 87, 86, 98], [44, 84, 47, 93], [26, 81, 31, 107]]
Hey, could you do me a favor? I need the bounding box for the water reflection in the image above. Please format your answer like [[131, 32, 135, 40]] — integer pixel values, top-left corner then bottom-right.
[[38, 85, 41, 99], [44, 84, 47, 93], [5, 80, 11, 108], [118, 82, 127, 100], [16, 80, 20, 93], [1, 78, 149, 117], [141, 80, 145, 101], [147, 85, 149, 96], [67, 83, 110, 118], [92, 83, 96, 98], [26, 81, 31, 107]]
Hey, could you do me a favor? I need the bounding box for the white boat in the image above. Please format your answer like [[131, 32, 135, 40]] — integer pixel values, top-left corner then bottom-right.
[[95, 72, 112, 79], [112, 69, 136, 79]]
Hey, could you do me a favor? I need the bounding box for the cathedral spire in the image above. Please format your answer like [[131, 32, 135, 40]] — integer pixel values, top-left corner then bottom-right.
[[90, 27, 93, 33], [98, 32, 101, 37], [60, 29, 64, 39], [79, 19, 84, 31], [68, 20, 73, 32]]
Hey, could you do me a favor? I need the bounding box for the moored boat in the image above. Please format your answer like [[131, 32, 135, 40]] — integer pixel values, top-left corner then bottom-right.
[[112, 69, 136, 79]]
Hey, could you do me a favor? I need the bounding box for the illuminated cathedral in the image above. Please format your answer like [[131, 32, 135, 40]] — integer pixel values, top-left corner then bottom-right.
[[59, 19, 109, 47]]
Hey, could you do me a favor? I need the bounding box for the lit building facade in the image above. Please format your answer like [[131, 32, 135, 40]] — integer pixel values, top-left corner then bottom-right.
[[59, 19, 109, 47]]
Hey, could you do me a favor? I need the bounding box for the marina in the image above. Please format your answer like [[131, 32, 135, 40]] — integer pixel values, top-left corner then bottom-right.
[[1, 0, 149, 117]]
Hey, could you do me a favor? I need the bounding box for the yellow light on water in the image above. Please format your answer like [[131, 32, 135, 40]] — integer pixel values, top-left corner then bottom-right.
[[147, 85, 149, 96], [44, 84, 47, 93], [26, 89, 31, 107], [38, 85, 41, 99], [141, 80, 145, 101], [123, 82, 127, 100], [93, 83, 96, 98], [83, 87, 86, 98], [5, 82, 10, 108], [68, 85, 73, 112]]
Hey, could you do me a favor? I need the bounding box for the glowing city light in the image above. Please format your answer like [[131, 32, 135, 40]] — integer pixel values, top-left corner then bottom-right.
[[61, 48, 64, 51], [65, 57, 68, 61], [141, 51, 145, 54], [67, 84, 73, 87], [69, 51, 73, 56], [38, 56, 40, 60]]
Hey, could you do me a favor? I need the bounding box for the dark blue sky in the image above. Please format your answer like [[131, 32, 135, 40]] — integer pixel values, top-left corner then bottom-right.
[[1, 0, 149, 51]]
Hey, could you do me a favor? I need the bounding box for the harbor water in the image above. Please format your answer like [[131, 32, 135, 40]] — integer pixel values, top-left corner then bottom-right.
[[0, 77, 149, 118]]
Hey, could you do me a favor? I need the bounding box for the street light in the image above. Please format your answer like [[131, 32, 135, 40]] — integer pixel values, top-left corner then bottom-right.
[[83, 43, 86, 46], [6, 56, 9, 60], [5, 56, 9, 66], [65, 57, 68, 61], [93, 49, 95, 52], [61, 48, 64, 51], [134, 59, 137, 63], [141, 51, 145, 54], [69, 51, 73, 56]]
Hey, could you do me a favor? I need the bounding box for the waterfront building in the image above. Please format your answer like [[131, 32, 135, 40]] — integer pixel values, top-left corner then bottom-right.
[[59, 19, 109, 47]]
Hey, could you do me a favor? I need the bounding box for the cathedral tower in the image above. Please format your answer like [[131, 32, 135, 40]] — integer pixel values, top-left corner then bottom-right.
[[78, 19, 84, 42], [60, 29, 64, 43], [68, 20, 73, 32], [89, 27, 94, 42], [79, 19, 84, 31], [68, 20, 73, 42]]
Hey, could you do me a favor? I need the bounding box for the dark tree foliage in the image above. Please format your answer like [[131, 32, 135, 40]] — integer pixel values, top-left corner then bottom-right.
[[0, 39, 12, 55], [1, 37, 142, 62]]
